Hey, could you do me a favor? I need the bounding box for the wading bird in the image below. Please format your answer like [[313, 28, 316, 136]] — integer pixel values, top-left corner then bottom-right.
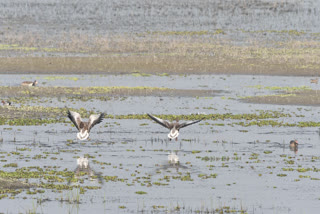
[[310, 78, 318, 84], [67, 110, 104, 140], [1, 100, 11, 106], [21, 80, 38, 86], [289, 140, 298, 154], [147, 113, 203, 141]]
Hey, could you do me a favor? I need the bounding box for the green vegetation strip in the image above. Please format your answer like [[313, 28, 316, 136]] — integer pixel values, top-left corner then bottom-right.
[[247, 85, 311, 92], [234, 120, 320, 127], [0, 86, 170, 97], [0, 108, 292, 126], [1, 107, 319, 127]]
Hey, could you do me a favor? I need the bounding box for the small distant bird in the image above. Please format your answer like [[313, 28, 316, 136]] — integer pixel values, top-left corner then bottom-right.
[[168, 151, 179, 164], [310, 78, 318, 84], [289, 140, 298, 153], [67, 110, 104, 140], [21, 80, 38, 86], [147, 113, 203, 141], [1, 100, 11, 106]]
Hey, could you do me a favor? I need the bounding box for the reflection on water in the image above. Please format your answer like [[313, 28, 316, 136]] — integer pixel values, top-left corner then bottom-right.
[[168, 151, 179, 164], [68, 157, 103, 184]]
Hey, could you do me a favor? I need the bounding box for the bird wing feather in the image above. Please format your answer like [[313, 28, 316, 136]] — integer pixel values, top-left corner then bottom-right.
[[67, 110, 82, 131], [88, 113, 104, 132], [147, 114, 171, 129], [178, 118, 204, 129]]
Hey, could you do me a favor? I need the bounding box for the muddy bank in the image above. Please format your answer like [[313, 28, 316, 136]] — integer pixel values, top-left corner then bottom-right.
[[244, 90, 320, 106], [0, 56, 319, 76]]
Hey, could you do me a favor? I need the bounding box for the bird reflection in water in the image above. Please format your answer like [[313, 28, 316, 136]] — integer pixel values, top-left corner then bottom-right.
[[289, 140, 298, 154], [155, 151, 188, 173], [168, 151, 179, 165], [68, 157, 103, 184]]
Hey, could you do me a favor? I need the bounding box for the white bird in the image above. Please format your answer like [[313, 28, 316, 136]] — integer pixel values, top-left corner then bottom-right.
[[67, 110, 104, 140]]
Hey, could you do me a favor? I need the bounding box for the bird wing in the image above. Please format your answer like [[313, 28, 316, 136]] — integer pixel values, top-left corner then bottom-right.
[[67, 110, 82, 131], [88, 113, 104, 132], [147, 114, 171, 129], [178, 118, 204, 129]]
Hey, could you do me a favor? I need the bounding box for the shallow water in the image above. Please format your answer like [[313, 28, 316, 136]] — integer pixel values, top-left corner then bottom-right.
[[1, 74, 320, 213]]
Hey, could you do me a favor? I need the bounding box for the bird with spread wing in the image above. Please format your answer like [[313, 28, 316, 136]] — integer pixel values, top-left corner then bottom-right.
[[147, 113, 203, 141], [67, 110, 104, 140]]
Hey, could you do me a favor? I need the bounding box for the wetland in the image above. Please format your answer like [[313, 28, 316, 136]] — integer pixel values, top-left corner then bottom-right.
[[1, 0, 320, 213], [1, 74, 320, 214]]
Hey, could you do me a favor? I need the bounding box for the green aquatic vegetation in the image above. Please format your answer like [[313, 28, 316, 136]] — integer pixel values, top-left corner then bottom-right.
[[180, 173, 193, 181], [235, 120, 294, 127], [0, 194, 8, 199], [153, 182, 168, 186], [285, 160, 295, 165], [249, 153, 259, 160], [0, 117, 64, 126], [43, 76, 79, 81], [242, 29, 306, 36], [264, 151, 272, 154], [131, 70, 151, 77], [282, 168, 294, 171], [135, 191, 147, 195], [191, 150, 201, 154], [310, 177, 320, 180], [3, 163, 18, 168], [0, 85, 170, 98], [277, 174, 287, 177], [0, 44, 38, 51], [198, 173, 217, 179], [201, 156, 234, 162], [145, 30, 210, 36], [248, 85, 311, 92], [157, 73, 170, 77], [17, 148, 31, 152], [297, 168, 311, 173], [0, 107, 292, 125]]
